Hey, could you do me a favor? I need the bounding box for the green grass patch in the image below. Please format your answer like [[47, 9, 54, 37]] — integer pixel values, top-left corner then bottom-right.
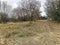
[[18, 30, 31, 37], [4, 29, 33, 38]]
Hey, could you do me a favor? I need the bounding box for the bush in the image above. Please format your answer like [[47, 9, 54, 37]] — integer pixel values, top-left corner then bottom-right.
[[0, 12, 8, 23]]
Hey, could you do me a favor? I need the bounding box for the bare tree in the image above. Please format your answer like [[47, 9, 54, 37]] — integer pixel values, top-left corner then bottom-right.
[[46, 0, 60, 22], [14, 0, 41, 21], [0, 1, 11, 23], [0, 1, 11, 14], [0, 1, 1, 12]]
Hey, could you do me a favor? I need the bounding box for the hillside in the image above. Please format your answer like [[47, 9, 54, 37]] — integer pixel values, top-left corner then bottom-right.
[[0, 20, 60, 45]]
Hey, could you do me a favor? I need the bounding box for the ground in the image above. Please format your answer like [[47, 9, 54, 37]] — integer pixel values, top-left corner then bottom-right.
[[0, 20, 60, 45]]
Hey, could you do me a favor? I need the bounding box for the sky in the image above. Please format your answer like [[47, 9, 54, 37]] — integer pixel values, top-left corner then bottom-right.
[[1, 0, 46, 16], [1, 0, 20, 8], [40, 0, 46, 16]]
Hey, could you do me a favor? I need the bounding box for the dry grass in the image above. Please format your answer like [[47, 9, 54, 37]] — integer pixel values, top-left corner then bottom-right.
[[0, 20, 60, 45]]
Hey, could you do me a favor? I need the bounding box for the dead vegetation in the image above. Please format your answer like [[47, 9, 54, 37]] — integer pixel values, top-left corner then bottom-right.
[[0, 20, 60, 45]]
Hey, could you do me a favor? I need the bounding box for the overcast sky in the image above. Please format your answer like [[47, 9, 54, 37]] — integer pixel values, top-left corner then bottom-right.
[[1, 0, 46, 16], [1, 0, 20, 8]]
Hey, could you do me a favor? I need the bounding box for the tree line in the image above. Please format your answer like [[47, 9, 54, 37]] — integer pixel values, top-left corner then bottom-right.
[[46, 0, 60, 22], [0, 0, 60, 23], [0, 0, 43, 23]]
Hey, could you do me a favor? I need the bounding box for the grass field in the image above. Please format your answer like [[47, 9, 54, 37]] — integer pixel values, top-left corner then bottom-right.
[[0, 20, 60, 45]]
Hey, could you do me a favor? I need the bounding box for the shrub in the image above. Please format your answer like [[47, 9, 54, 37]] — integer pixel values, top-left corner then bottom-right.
[[0, 12, 8, 23]]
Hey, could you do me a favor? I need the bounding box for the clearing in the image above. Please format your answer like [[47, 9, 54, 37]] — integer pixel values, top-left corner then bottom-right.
[[0, 20, 60, 45]]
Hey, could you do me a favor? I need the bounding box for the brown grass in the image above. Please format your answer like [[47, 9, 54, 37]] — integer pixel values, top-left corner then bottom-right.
[[0, 20, 60, 45]]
